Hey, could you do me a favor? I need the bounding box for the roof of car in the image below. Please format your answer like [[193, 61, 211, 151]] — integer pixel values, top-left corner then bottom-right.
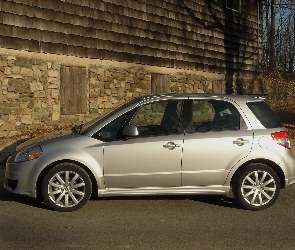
[[137, 93, 266, 102]]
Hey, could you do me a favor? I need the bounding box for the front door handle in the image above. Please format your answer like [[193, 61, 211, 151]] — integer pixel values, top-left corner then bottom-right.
[[163, 141, 181, 150], [233, 138, 249, 146]]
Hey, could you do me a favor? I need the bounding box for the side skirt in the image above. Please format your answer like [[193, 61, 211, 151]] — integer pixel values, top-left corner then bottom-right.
[[97, 185, 231, 197]]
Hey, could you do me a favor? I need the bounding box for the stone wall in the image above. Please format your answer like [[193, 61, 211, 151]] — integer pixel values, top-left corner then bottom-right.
[[0, 52, 226, 138], [0, 55, 61, 137], [88, 65, 151, 116]]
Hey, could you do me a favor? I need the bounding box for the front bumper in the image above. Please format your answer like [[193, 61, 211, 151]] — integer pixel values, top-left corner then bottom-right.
[[4, 157, 43, 198]]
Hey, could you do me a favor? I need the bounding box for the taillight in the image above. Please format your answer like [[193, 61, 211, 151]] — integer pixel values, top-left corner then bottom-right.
[[271, 131, 291, 149]]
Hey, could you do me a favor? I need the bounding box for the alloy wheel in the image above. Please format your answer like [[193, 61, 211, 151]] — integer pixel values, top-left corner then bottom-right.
[[47, 170, 87, 208], [240, 170, 277, 207]]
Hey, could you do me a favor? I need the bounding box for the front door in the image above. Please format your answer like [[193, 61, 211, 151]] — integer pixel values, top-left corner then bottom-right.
[[101, 99, 185, 188]]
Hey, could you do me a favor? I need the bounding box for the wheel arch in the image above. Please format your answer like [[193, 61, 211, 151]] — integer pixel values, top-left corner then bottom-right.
[[230, 159, 286, 189], [36, 159, 99, 200]]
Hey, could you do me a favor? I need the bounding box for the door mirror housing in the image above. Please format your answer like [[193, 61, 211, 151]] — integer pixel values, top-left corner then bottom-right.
[[123, 125, 139, 137]]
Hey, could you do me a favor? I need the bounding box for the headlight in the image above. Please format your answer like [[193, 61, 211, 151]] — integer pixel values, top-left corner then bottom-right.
[[14, 146, 43, 163]]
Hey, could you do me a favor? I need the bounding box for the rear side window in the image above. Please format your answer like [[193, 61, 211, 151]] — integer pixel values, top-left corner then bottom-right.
[[191, 100, 241, 132], [247, 101, 283, 128]]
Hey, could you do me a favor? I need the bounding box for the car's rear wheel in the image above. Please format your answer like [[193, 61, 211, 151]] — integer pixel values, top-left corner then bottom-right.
[[42, 163, 92, 212], [233, 164, 280, 211]]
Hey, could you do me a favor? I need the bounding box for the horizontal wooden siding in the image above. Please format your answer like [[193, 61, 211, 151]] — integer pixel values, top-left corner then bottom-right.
[[0, 0, 261, 74]]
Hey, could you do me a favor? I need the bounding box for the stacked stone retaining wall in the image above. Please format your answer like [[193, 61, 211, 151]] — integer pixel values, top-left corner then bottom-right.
[[0, 52, 226, 138]]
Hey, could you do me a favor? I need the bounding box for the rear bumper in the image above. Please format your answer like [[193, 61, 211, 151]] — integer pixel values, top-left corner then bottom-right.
[[281, 150, 295, 188]]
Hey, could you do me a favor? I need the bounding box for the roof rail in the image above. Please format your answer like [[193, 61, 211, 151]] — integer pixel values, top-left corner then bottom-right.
[[246, 94, 268, 99]]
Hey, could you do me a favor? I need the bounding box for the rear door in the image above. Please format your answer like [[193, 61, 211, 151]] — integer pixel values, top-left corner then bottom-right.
[[182, 99, 254, 186]]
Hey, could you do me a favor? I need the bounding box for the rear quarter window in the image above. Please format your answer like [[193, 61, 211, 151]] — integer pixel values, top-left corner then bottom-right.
[[247, 101, 283, 128]]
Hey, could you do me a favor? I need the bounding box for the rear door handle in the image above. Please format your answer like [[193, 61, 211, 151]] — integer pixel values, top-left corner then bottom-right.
[[163, 141, 181, 150], [233, 138, 249, 146]]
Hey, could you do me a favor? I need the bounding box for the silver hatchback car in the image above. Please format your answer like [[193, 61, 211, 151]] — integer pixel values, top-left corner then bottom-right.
[[5, 94, 295, 211]]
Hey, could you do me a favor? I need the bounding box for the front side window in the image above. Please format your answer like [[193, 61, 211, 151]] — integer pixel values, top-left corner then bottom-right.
[[96, 99, 183, 141], [191, 100, 241, 132], [97, 113, 129, 141], [130, 100, 183, 137]]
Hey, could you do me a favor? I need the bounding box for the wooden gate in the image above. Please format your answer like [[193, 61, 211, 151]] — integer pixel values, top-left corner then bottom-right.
[[151, 73, 170, 94], [60, 66, 87, 114]]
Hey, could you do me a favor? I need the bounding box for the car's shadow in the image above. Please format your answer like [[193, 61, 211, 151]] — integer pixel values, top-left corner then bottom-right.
[[0, 169, 50, 210], [0, 169, 241, 211], [1, 167, 241, 211], [0, 183, 241, 211], [0, 139, 241, 211], [97, 194, 242, 210], [0, 138, 50, 210]]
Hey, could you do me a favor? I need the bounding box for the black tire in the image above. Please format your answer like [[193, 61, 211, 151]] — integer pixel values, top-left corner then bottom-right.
[[232, 164, 280, 211], [42, 163, 92, 212]]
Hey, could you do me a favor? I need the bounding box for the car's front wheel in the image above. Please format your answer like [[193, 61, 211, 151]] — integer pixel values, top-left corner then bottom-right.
[[233, 164, 280, 211], [42, 163, 92, 212]]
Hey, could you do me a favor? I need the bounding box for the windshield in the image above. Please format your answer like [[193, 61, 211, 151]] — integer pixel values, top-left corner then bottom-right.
[[76, 98, 139, 134]]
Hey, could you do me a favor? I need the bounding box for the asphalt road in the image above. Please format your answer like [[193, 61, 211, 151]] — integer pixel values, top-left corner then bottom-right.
[[1, 166, 295, 250]]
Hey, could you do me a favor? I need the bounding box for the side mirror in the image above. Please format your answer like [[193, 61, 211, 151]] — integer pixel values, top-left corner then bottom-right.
[[123, 125, 139, 137]]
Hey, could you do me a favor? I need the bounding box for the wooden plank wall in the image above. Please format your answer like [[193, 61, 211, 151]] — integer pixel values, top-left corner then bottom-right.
[[0, 0, 261, 74]]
